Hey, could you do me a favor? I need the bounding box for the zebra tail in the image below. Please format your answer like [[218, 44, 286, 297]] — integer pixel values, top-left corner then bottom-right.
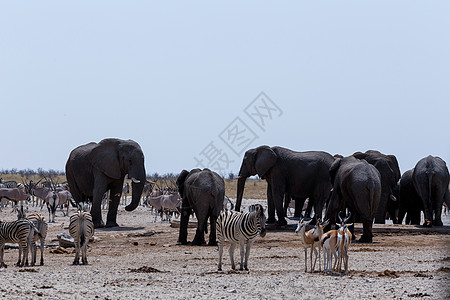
[[80, 231, 86, 247], [79, 216, 86, 247]]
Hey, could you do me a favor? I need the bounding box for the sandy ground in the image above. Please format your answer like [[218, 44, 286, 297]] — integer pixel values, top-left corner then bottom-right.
[[0, 199, 449, 300]]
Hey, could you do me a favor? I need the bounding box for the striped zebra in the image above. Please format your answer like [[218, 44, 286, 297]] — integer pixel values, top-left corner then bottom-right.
[[0, 180, 19, 189], [69, 207, 95, 265], [216, 204, 267, 271], [24, 214, 48, 266], [0, 218, 40, 268]]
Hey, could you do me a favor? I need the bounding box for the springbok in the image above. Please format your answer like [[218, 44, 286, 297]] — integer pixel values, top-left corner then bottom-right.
[[336, 211, 353, 274], [321, 228, 339, 274], [295, 217, 327, 272]]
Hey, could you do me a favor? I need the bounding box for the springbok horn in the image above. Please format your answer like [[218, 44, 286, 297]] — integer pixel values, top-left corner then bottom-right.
[[344, 211, 352, 224], [131, 177, 141, 184], [338, 211, 344, 223]]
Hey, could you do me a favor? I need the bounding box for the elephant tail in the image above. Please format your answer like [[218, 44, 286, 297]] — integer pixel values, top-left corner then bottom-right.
[[426, 172, 433, 206]]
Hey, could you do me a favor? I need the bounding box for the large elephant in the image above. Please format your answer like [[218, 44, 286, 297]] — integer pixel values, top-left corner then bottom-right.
[[325, 156, 381, 243], [412, 155, 449, 227], [397, 169, 423, 225], [236, 146, 334, 226], [65, 138, 147, 228], [176, 168, 224, 246], [353, 150, 401, 224]]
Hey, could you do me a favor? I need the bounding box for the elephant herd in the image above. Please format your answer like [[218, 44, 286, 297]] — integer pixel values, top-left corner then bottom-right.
[[65, 138, 450, 245], [235, 146, 449, 242]]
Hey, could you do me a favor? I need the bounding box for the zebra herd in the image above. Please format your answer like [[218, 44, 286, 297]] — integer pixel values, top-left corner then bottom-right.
[[0, 204, 94, 268]]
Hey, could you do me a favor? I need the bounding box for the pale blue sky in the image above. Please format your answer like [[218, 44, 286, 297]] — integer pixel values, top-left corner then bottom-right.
[[1, 1, 449, 175]]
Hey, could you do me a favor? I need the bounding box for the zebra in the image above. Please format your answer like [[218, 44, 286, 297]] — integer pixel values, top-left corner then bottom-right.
[[0, 180, 19, 189], [0, 217, 40, 268], [216, 204, 267, 271], [17, 208, 48, 266], [69, 206, 95, 265]]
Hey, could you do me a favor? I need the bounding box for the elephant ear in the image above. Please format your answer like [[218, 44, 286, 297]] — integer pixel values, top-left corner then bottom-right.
[[89, 141, 121, 179], [255, 146, 277, 178], [387, 155, 401, 182], [329, 158, 342, 185], [176, 170, 190, 197]]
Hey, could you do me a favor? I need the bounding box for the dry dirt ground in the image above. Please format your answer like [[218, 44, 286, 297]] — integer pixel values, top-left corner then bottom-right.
[[1, 199, 449, 300]]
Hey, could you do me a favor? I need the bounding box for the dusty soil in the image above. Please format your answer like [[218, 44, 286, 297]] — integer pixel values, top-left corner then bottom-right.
[[1, 199, 449, 300]]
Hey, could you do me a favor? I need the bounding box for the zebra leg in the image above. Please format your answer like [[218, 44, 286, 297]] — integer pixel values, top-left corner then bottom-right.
[[0, 242, 6, 268], [31, 241, 37, 266], [228, 243, 236, 270], [239, 239, 245, 271], [217, 239, 223, 271], [40, 238, 45, 266], [243, 240, 254, 271], [17, 243, 23, 266], [73, 240, 80, 265], [81, 243, 88, 265]]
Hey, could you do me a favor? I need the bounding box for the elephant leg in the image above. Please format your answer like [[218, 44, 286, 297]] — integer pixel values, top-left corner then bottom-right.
[[374, 195, 387, 224], [410, 210, 421, 225], [359, 219, 373, 243], [177, 199, 191, 245], [283, 193, 291, 217], [208, 215, 218, 246], [397, 205, 407, 225], [106, 183, 122, 228], [294, 197, 306, 218], [266, 184, 276, 224], [91, 182, 108, 228], [271, 186, 287, 226], [433, 201, 444, 226], [192, 216, 207, 246]]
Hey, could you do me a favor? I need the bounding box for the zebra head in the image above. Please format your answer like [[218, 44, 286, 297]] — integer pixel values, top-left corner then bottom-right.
[[248, 204, 266, 237]]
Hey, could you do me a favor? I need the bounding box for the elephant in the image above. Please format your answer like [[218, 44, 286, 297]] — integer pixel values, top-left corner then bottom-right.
[[396, 169, 423, 225], [176, 168, 225, 246], [353, 150, 401, 224], [236, 145, 335, 226], [325, 156, 381, 243], [65, 138, 147, 228], [412, 155, 449, 227]]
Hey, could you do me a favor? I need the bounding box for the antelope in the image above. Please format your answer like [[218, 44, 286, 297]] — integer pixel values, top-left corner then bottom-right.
[[295, 216, 328, 272], [0, 185, 31, 212], [321, 228, 339, 274], [336, 211, 353, 274]]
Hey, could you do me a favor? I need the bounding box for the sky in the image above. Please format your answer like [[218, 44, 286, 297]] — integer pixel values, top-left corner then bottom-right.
[[1, 1, 449, 176]]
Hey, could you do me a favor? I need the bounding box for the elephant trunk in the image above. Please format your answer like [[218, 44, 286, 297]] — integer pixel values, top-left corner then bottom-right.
[[236, 176, 247, 212], [125, 181, 144, 212]]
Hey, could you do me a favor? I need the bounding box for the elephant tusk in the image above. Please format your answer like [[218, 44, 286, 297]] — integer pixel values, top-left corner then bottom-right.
[[146, 179, 156, 184], [131, 177, 141, 184], [237, 176, 244, 180]]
